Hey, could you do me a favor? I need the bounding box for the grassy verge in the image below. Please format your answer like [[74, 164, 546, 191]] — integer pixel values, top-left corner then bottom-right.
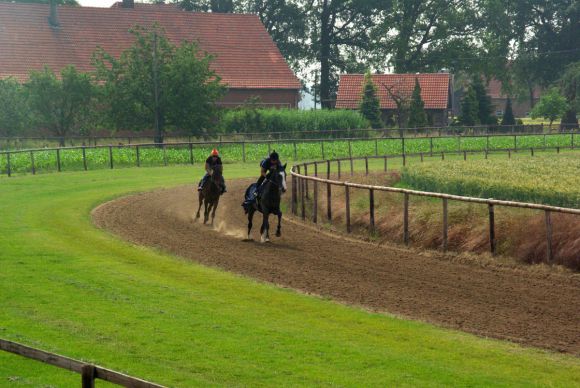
[[1, 163, 579, 386]]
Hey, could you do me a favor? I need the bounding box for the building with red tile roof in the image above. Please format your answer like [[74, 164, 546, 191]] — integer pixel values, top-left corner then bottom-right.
[[336, 73, 453, 126], [0, 1, 301, 107], [486, 78, 541, 118]]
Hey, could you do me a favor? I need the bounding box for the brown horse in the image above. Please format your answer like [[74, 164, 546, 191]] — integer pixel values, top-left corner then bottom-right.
[[196, 165, 223, 225]]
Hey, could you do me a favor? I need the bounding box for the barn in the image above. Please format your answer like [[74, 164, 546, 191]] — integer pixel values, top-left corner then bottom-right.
[[0, 1, 301, 108], [336, 73, 453, 126]]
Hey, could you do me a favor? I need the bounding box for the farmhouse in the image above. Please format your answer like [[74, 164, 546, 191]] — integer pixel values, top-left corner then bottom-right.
[[0, 0, 301, 108], [487, 78, 541, 118], [335, 73, 453, 126]]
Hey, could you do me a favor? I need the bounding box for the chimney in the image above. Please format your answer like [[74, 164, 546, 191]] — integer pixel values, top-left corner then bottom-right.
[[122, 0, 135, 8], [48, 0, 60, 28]]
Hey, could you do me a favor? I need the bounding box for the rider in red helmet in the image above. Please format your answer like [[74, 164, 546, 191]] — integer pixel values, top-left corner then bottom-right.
[[198, 148, 226, 193]]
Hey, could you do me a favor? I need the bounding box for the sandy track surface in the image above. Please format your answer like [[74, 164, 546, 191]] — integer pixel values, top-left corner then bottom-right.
[[92, 180, 580, 355]]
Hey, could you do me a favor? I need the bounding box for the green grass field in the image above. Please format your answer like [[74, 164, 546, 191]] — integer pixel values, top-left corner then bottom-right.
[[401, 154, 580, 208], [1, 133, 576, 176], [1, 162, 579, 386]]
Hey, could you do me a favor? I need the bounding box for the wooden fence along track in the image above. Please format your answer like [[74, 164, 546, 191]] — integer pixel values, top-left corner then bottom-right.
[[0, 132, 578, 177], [290, 151, 580, 263], [0, 339, 165, 388]]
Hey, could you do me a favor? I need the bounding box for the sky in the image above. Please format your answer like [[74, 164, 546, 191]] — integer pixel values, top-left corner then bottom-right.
[[78, 0, 118, 7]]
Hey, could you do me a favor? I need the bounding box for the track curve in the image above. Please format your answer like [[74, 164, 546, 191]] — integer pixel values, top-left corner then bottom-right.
[[93, 179, 580, 355]]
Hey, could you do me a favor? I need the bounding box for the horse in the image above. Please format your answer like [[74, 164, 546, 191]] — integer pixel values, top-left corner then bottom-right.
[[196, 165, 223, 225], [247, 164, 287, 243]]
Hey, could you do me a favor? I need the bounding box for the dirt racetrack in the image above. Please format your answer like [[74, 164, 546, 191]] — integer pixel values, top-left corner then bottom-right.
[[93, 179, 580, 355]]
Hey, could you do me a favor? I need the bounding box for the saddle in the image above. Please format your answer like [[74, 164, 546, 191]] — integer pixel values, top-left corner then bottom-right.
[[242, 183, 260, 213]]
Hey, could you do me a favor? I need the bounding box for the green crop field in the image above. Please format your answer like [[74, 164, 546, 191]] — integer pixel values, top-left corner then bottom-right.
[[0, 133, 576, 176], [401, 153, 580, 208], [1, 164, 579, 386]]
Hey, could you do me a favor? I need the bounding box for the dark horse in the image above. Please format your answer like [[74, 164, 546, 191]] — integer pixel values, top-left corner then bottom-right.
[[247, 164, 287, 243], [196, 165, 223, 225]]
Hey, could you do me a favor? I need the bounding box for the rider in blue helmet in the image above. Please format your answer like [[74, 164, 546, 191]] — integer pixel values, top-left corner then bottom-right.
[[257, 151, 282, 189]]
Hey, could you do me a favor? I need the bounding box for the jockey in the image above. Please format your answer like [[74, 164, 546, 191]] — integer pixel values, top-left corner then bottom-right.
[[198, 148, 226, 193], [257, 151, 282, 188]]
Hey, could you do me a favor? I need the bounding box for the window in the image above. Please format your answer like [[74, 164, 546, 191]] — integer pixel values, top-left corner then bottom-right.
[[496, 110, 503, 116]]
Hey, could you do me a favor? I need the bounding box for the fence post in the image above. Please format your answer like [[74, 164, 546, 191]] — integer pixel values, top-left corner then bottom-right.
[[557, 146, 560, 153], [442, 198, 448, 251], [572, 133, 575, 149], [345, 185, 351, 233], [82, 147, 88, 170], [314, 161, 318, 177], [401, 137, 406, 155], [30, 151, 35, 175], [327, 182, 332, 221], [403, 193, 409, 245], [369, 189, 375, 233], [430, 137, 433, 156], [441, 152, 444, 160], [163, 144, 168, 166], [420, 152, 424, 162], [488, 204, 496, 255], [463, 151, 467, 161], [189, 143, 194, 165], [337, 159, 341, 179], [348, 140, 352, 159], [485, 150, 488, 159], [374, 139, 378, 156], [242, 142, 246, 163], [313, 180, 318, 223], [402, 153, 406, 166], [300, 177, 305, 221], [321, 140, 325, 160], [545, 210, 553, 263], [6, 152, 11, 177], [508, 149, 511, 159], [81, 364, 95, 388], [304, 164, 309, 199], [350, 157, 354, 176], [531, 147, 534, 157], [293, 142, 297, 160], [108, 146, 113, 169], [514, 135, 517, 151], [486, 135, 490, 151], [291, 173, 297, 215], [326, 159, 330, 179], [135, 145, 141, 167], [365, 156, 369, 175]]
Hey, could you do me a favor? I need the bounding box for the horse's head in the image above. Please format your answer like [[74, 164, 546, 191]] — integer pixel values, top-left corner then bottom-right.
[[272, 163, 287, 193], [211, 165, 223, 180]]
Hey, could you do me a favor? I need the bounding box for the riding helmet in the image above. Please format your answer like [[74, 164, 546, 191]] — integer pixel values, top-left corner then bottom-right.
[[211, 148, 219, 156], [270, 151, 279, 161]]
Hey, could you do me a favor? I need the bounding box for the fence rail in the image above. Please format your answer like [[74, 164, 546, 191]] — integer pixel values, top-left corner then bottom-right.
[[290, 149, 579, 263], [1, 132, 577, 177], [0, 339, 165, 388], [2, 123, 579, 150]]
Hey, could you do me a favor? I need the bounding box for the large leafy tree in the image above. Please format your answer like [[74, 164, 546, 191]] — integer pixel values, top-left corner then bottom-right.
[[0, 78, 28, 137], [93, 25, 226, 143], [559, 62, 580, 128], [531, 88, 568, 127], [26, 66, 94, 145]]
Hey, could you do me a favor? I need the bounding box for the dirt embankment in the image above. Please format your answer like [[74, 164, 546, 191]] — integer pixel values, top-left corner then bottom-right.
[[93, 180, 580, 355]]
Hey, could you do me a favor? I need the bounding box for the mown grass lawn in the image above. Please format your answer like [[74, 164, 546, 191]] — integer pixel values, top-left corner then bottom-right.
[[1, 162, 579, 387]]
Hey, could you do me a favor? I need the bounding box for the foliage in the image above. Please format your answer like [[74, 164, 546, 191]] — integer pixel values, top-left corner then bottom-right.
[[531, 88, 568, 126], [459, 88, 479, 126], [500, 97, 515, 126], [220, 108, 369, 135], [401, 154, 580, 208], [0, 78, 28, 137], [471, 76, 496, 125], [408, 78, 428, 128], [358, 71, 383, 129], [25, 66, 95, 145], [93, 24, 225, 143]]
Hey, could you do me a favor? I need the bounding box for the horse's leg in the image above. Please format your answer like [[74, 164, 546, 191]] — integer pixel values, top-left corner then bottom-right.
[[247, 209, 254, 240], [211, 197, 219, 225], [203, 196, 210, 224], [276, 211, 282, 237], [196, 192, 203, 219], [260, 211, 270, 243]]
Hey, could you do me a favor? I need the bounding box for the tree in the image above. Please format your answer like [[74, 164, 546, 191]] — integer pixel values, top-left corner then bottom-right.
[[93, 24, 226, 143], [0, 78, 28, 137], [559, 62, 580, 129], [531, 88, 568, 127], [459, 87, 478, 126], [358, 71, 383, 129], [471, 76, 496, 125], [408, 78, 427, 128], [379, 80, 411, 133], [25, 66, 94, 146], [501, 97, 515, 126]]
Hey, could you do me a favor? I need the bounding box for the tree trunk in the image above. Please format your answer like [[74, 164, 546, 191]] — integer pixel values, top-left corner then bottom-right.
[[319, 0, 332, 109]]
